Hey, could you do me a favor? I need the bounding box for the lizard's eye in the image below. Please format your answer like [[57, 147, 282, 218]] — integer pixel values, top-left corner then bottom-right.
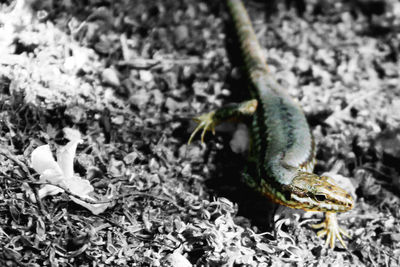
[[315, 194, 327, 202]]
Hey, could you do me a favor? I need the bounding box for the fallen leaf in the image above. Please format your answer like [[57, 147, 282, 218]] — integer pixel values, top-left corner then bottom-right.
[[30, 128, 114, 214]]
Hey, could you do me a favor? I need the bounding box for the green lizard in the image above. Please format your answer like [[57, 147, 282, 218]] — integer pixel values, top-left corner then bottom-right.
[[189, 0, 354, 249]]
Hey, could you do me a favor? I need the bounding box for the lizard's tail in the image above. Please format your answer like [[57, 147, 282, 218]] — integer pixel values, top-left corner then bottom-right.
[[226, 0, 269, 77]]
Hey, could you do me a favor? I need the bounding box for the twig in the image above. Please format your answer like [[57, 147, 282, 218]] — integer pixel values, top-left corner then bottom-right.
[[116, 191, 184, 211], [96, 214, 179, 250], [33, 186, 47, 216], [340, 89, 380, 114], [117, 57, 207, 69], [325, 89, 380, 126], [3, 173, 112, 205], [0, 148, 31, 178], [120, 33, 131, 62], [37, 182, 114, 204], [0, 149, 48, 213], [3, 168, 182, 210]]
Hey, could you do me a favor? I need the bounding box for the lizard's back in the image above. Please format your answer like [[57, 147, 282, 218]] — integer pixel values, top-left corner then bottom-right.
[[227, 0, 315, 185]]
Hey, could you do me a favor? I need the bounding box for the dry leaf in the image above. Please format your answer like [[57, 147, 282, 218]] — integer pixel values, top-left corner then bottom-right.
[[30, 128, 113, 214]]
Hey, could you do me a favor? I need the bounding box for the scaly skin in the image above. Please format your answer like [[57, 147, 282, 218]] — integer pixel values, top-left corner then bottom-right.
[[190, 0, 354, 248]]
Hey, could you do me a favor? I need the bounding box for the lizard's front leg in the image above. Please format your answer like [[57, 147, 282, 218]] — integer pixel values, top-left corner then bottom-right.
[[311, 212, 350, 249], [188, 99, 257, 144]]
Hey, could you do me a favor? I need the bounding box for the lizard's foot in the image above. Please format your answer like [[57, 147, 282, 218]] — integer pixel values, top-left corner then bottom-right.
[[311, 212, 350, 249], [188, 111, 216, 144], [187, 100, 258, 144]]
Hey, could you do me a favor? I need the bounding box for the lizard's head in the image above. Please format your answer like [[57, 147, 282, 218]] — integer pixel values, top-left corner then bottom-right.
[[282, 172, 354, 212]]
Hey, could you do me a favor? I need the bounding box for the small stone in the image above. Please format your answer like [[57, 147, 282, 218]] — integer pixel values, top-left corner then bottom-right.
[[111, 115, 124, 125], [182, 66, 193, 80], [174, 25, 189, 44], [139, 70, 153, 82], [181, 163, 191, 177], [221, 89, 231, 96], [149, 158, 160, 171], [162, 251, 192, 267], [130, 88, 150, 108], [186, 5, 196, 19], [124, 152, 138, 164], [165, 97, 184, 112], [102, 68, 120, 87], [152, 89, 164, 105], [394, 249, 400, 257], [64, 106, 86, 124], [230, 124, 249, 154], [354, 228, 364, 236], [391, 233, 400, 242]]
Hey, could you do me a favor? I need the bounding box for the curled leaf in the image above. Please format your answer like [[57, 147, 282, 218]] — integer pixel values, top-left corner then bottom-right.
[[31, 145, 62, 175], [30, 128, 113, 214]]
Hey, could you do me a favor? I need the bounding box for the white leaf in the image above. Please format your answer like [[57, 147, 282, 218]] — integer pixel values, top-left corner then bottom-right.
[[63, 127, 82, 141], [31, 145, 62, 175], [71, 184, 115, 215], [41, 168, 65, 184], [71, 196, 110, 215], [57, 138, 82, 179], [37, 185, 63, 200], [65, 176, 94, 196], [30, 130, 114, 215], [35, 169, 68, 200]]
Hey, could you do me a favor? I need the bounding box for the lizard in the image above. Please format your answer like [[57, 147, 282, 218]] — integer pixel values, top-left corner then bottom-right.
[[188, 0, 354, 249]]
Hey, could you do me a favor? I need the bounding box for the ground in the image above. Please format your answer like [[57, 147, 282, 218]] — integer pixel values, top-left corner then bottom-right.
[[0, 0, 400, 266]]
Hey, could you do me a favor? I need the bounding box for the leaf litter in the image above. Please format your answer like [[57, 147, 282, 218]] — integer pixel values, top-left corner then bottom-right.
[[0, 0, 400, 266]]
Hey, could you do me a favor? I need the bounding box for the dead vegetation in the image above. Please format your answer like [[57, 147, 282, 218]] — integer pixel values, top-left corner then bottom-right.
[[0, 0, 400, 266]]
